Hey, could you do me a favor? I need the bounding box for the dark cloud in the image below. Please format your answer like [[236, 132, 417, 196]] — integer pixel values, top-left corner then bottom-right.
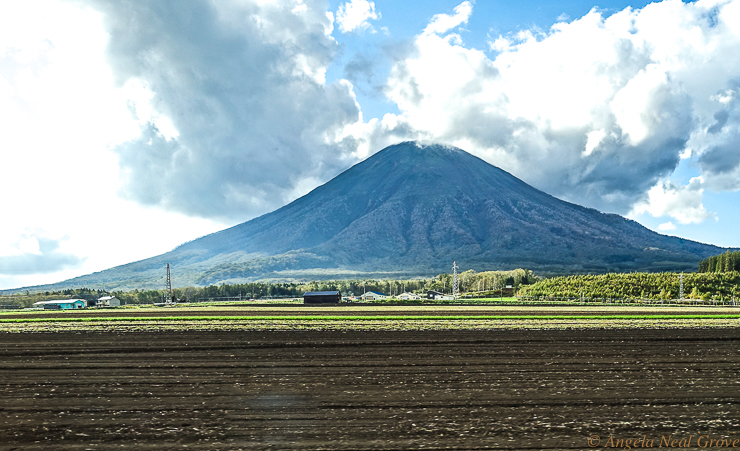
[[707, 110, 729, 134], [0, 238, 84, 275], [699, 143, 740, 175], [88, 0, 362, 221], [697, 87, 740, 190], [344, 53, 375, 86]]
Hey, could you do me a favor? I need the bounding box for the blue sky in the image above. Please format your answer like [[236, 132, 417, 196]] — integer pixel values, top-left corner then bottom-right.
[[325, 0, 658, 119], [1, 0, 739, 289]]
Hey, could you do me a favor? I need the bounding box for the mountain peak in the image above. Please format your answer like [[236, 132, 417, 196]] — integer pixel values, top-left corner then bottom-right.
[[25, 142, 726, 290], [370, 141, 475, 166]]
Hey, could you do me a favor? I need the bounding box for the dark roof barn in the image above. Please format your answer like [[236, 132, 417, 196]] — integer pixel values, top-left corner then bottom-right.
[[303, 291, 341, 304]]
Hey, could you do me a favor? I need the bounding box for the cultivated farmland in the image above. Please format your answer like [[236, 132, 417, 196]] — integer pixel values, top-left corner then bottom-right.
[[0, 306, 738, 449]]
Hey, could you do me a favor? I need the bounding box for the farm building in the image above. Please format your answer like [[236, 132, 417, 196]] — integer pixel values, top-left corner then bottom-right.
[[95, 296, 121, 307], [360, 291, 388, 301], [427, 290, 454, 300], [303, 291, 342, 304], [397, 292, 421, 300], [32, 299, 86, 310]]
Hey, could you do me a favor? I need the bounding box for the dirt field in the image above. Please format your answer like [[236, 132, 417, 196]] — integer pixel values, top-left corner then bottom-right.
[[1, 328, 738, 450]]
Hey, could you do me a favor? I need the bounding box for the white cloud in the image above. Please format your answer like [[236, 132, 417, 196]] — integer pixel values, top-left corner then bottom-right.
[[336, 0, 380, 33], [632, 178, 715, 224], [423, 1, 473, 36], [361, 0, 740, 219], [584, 129, 608, 156], [658, 222, 677, 231], [0, 1, 228, 288], [87, 0, 363, 222]]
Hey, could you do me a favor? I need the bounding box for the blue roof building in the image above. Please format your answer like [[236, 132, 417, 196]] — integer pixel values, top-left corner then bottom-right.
[[32, 299, 86, 310]]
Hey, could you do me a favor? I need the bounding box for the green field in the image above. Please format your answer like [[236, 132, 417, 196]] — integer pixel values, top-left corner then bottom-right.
[[2, 305, 737, 332]]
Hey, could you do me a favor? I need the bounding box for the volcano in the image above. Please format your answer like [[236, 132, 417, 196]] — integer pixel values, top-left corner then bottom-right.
[[21, 142, 726, 290]]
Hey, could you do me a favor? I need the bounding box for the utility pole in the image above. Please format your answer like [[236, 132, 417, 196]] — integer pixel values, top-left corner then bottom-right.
[[679, 273, 684, 301], [452, 261, 460, 299]]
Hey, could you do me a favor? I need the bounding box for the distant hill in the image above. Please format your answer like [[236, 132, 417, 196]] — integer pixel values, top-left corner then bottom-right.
[[5, 142, 727, 292]]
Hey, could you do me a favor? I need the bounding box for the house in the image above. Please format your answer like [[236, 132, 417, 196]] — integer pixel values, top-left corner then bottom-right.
[[427, 290, 455, 300], [32, 299, 86, 310], [397, 292, 421, 300], [95, 296, 121, 307], [360, 291, 388, 301], [303, 291, 342, 304], [427, 290, 443, 299]]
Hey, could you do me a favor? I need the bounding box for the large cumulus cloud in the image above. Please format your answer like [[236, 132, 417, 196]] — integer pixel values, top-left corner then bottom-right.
[[85, 0, 740, 227], [364, 0, 740, 221], [89, 0, 363, 221]]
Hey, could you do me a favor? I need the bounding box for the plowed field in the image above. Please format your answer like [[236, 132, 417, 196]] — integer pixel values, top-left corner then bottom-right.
[[1, 328, 738, 450]]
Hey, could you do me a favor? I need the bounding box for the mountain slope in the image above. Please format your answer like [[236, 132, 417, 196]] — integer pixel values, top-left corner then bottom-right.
[[13, 142, 728, 291]]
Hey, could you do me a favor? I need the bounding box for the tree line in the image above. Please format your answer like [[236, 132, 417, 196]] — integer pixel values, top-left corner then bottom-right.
[[118, 268, 537, 303], [1, 269, 538, 307], [698, 250, 740, 273], [520, 272, 740, 301]]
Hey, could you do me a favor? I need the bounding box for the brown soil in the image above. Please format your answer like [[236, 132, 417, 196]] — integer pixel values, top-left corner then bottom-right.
[[0, 328, 738, 450]]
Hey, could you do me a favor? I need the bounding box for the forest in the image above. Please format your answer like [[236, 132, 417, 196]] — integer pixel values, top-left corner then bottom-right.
[[698, 250, 740, 273]]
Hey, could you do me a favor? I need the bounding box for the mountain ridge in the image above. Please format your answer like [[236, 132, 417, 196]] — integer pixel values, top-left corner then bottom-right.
[[2, 141, 728, 293]]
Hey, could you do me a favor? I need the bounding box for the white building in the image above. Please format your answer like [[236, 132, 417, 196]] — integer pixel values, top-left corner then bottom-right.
[[427, 290, 455, 300], [360, 291, 388, 301], [96, 296, 121, 307], [397, 292, 421, 300]]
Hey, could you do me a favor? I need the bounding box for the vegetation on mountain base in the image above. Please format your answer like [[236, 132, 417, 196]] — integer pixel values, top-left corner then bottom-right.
[[699, 250, 740, 273], [5, 269, 740, 308], [1, 269, 535, 307]]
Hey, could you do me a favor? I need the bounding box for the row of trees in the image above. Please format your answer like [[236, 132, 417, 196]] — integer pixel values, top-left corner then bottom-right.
[[1, 268, 539, 307], [520, 272, 740, 301], [699, 250, 740, 273], [114, 269, 538, 304], [7, 269, 740, 307]]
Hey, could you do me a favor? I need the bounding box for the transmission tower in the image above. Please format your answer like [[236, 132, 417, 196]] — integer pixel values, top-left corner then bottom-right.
[[452, 261, 460, 299], [165, 263, 172, 304]]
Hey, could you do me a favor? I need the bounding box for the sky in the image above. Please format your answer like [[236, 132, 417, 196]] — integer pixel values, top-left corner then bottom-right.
[[1, 0, 739, 290]]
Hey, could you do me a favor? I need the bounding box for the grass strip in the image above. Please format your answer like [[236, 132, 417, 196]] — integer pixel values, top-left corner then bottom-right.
[[1, 314, 739, 323]]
